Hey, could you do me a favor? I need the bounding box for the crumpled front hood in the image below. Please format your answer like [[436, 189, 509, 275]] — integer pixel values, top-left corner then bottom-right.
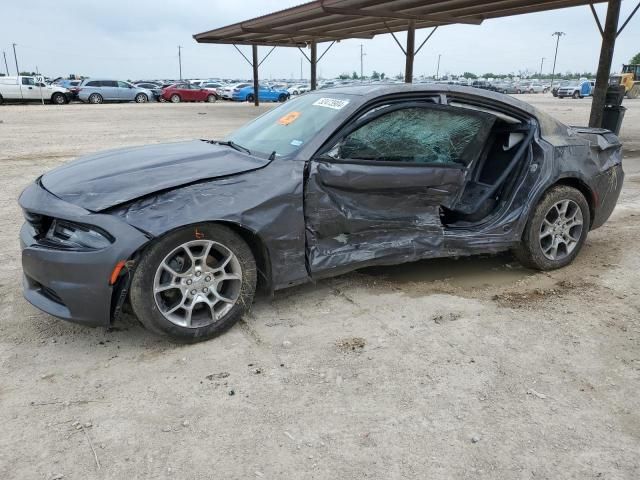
[[41, 140, 269, 211]]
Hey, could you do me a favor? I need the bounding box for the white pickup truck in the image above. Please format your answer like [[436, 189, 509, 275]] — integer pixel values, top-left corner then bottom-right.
[[0, 75, 70, 104]]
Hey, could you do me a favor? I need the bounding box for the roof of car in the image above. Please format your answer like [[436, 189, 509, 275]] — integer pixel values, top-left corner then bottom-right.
[[316, 83, 544, 117]]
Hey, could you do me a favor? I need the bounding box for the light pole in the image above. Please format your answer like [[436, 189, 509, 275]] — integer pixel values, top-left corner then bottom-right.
[[436, 54, 441, 80], [550, 32, 565, 90], [177, 45, 183, 80], [2, 51, 8, 76], [360, 44, 366, 81], [12, 43, 19, 75], [539, 57, 545, 77]]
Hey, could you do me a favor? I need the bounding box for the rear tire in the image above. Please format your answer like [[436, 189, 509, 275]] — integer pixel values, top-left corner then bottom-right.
[[627, 84, 639, 99], [246, 94, 255, 102], [0, 94, 5, 105], [206, 94, 217, 103], [513, 186, 590, 271], [135, 93, 148, 103], [88, 93, 103, 104], [130, 224, 257, 342]]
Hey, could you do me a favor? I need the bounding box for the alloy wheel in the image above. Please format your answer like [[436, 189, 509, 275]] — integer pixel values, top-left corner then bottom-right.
[[153, 240, 243, 328], [539, 199, 583, 261]]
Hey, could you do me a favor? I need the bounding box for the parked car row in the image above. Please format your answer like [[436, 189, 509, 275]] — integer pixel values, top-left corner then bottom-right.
[[0, 75, 301, 105], [472, 80, 550, 95]]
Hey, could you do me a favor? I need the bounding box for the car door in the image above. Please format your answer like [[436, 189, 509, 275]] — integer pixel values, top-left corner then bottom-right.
[[21, 77, 40, 100], [99, 81, 118, 100], [117, 81, 134, 101], [182, 84, 197, 101], [303, 102, 496, 277]]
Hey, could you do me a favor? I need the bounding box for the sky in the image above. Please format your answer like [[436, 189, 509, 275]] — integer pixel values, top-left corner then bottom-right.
[[2, 1, 639, 81]]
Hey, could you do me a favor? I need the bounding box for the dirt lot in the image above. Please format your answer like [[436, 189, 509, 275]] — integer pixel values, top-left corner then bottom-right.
[[1, 96, 639, 479]]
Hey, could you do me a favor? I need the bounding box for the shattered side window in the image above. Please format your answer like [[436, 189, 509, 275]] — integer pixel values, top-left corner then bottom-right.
[[336, 106, 488, 165]]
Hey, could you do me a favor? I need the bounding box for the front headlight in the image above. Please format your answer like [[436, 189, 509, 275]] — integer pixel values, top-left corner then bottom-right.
[[44, 220, 113, 250]]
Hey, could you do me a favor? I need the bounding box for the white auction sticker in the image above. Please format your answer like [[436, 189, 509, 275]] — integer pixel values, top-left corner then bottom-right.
[[312, 98, 350, 110]]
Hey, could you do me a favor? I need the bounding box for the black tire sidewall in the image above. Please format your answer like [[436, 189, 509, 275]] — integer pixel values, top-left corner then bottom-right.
[[130, 224, 257, 341], [52, 93, 66, 104], [171, 94, 180, 103], [517, 186, 590, 270], [136, 93, 147, 103]]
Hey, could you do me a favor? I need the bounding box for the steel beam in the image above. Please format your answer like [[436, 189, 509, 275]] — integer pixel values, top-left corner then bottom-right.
[[252, 44, 259, 107], [405, 21, 416, 83], [321, 5, 483, 25], [310, 41, 318, 91]]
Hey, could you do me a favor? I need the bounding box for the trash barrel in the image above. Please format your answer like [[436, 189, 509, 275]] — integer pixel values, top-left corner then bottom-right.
[[602, 105, 626, 135], [605, 85, 625, 107]]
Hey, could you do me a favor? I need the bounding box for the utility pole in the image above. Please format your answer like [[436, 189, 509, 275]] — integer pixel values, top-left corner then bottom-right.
[[549, 32, 565, 91], [177, 45, 183, 80], [2, 51, 8, 76], [12, 43, 19, 75], [436, 54, 441, 80], [360, 44, 366, 81], [539, 57, 545, 77]]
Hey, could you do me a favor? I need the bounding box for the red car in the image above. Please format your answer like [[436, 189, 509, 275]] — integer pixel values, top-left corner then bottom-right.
[[161, 83, 218, 103]]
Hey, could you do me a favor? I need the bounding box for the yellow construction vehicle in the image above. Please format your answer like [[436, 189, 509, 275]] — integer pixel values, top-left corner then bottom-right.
[[610, 64, 640, 99]]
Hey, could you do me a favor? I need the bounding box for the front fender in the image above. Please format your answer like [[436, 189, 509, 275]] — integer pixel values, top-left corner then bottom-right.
[[109, 160, 310, 290]]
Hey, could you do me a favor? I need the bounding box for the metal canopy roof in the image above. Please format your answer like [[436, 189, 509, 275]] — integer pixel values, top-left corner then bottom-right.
[[193, 0, 606, 46]]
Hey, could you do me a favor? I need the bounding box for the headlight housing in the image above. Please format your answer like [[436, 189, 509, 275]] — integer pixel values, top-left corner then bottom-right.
[[44, 220, 113, 250]]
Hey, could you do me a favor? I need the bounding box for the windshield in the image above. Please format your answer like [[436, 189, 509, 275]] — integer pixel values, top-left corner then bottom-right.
[[227, 93, 352, 157]]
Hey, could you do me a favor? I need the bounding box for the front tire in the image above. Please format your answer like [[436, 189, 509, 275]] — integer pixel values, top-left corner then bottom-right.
[[246, 93, 255, 102], [572, 91, 580, 99], [130, 224, 257, 342], [170, 94, 181, 103], [206, 94, 217, 103], [514, 186, 590, 270], [51, 92, 67, 105], [135, 93, 148, 103]]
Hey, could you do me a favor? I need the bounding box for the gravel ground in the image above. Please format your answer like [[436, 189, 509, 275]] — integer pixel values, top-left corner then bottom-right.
[[1, 96, 639, 480]]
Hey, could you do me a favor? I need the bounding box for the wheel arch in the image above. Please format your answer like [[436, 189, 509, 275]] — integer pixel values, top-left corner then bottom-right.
[[544, 176, 596, 229], [113, 220, 273, 318]]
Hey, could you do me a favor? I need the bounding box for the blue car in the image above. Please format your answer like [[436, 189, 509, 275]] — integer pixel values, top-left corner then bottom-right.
[[231, 84, 290, 102]]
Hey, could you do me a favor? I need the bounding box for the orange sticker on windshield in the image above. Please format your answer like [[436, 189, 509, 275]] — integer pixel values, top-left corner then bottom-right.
[[278, 111, 301, 125]]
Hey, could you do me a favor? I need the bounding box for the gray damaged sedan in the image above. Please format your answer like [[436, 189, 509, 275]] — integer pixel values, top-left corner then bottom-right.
[[19, 85, 624, 341]]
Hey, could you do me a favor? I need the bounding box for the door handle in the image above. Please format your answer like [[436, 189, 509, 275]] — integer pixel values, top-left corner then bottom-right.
[[28, 87, 33, 89]]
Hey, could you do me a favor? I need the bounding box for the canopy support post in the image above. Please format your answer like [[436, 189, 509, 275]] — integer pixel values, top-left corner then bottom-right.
[[252, 44, 259, 107], [589, 0, 621, 128], [310, 41, 317, 90], [405, 20, 415, 83]]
